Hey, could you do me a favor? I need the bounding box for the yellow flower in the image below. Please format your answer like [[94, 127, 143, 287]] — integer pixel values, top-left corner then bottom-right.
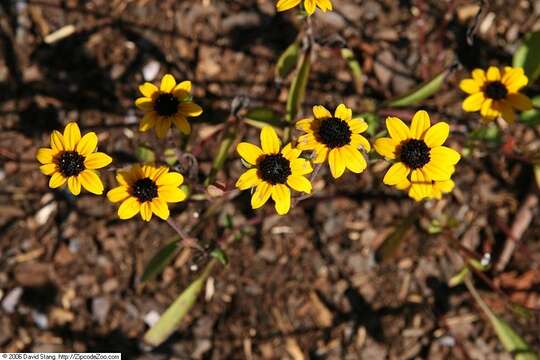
[[296, 104, 370, 178], [36, 122, 112, 196], [460, 66, 532, 123], [395, 177, 455, 201], [135, 73, 203, 138], [374, 110, 460, 197], [276, 0, 332, 16], [107, 164, 187, 221], [236, 126, 313, 215]]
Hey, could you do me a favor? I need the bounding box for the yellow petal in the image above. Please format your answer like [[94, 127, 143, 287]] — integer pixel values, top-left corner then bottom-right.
[[179, 102, 203, 117], [107, 186, 130, 203], [423, 122, 449, 148], [276, 0, 301, 11], [422, 161, 452, 181], [63, 122, 81, 151], [410, 110, 431, 139], [49, 172, 66, 188], [480, 98, 498, 118], [290, 158, 313, 175], [504, 68, 528, 93], [40, 164, 57, 175], [342, 145, 367, 173], [173, 80, 192, 99], [36, 148, 54, 164], [462, 92, 485, 112], [410, 169, 431, 199], [281, 143, 302, 160], [156, 172, 184, 187], [297, 133, 317, 150], [76, 132, 98, 156], [334, 104, 352, 121], [271, 184, 291, 215], [67, 176, 81, 195], [235, 168, 261, 190], [139, 113, 157, 132], [383, 162, 410, 185], [84, 152, 112, 169], [304, 0, 316, 15], [139, 82, 158, 97], [386, 117, 410, 142], [434, 179, 455, 193], [151, 198, 170, 220], [313, 146, 328, 163], [328, 148, 346, 178], [395, 177, 411, 191], [472, 69, 486, 83], [486, 66, 500, 81], [430, 146, 461, 165], [312, 105, 331, 119], [295, 118, 314, 132], [160, 74, 176, 92], [155, 118, 171, 139], [316, 0, 333, 11], [459, 79, 481, 94], [260, 126, 281, 154], [140, 202, 153, 221], [287, 175, 312, 194], [158, 186, 187, 203], [78, 170, 104, 195], [251, 182, 271, 209], [118, 197, 140, 220], [135, 97, 154, 111], [50, 130, 65, 152], [348, 118, 368, 134], [173, 115, 191, 135], [506, 93, 532, 111], [374, 137, 397, 159], [349, 134, 370, 151], [237, 142, 263, 165]]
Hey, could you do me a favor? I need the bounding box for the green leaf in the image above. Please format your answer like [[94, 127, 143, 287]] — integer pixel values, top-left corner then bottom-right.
[[513, 31, 540, 83], [386, 67, 453, 107], [204, 126, 236, 186], [465, 278, 539, 360], [141, 238, 180, 282], [355, 112, 380, 136], [468, 123, 502, 144], [375, 210, 418, 262], [144, 259, 218, 347], [275, 41, 301, 79], [163, 148, 177, 166], [341, 48, 363, 92], [449, 267, 469, 287], [519, 96, 540, 126], [244, 107, 288, 128], [136, 144, 156, 162], [210, 248, 229, 266], [286, 51, 311, 124]]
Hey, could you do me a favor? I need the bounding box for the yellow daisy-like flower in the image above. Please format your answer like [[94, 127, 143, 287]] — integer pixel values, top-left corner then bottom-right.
[[36, 122, 112, 196], [374, 110, 461, 197], [107, 164, 187, 221], [296, 104, 371, 179], [395, 177, 455, 202], [135, 73, 203, 138], [276, 0, 332, 16], [236, 126, 313, 215], [460, 66, 532, 123]]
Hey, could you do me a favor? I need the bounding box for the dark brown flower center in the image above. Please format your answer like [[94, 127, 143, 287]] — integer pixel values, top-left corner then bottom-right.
[[132, 177, 158, 202], [399, 139, 430, 169], [317, 117, 352, 148], [258, 154, 291, 185], [484, 81, 508, 100], [154, 93, 179, 116], [57, 151, 85, 177]]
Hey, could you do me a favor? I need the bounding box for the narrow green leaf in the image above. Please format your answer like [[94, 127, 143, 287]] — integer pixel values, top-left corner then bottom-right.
[[386, 67, 453, 107], [286, 51, 311, 123], [448, 267, 469, 287], [275, 41, 301, 79], [244, 107, 288, 128], [205, 126, 236, 186], [513, 31, 540, 83], [375, 210, 418, 262], [465, 278, 539, 360], [163, 148, 177, 166], [144, 259, 218, 347], [341, 48, 363, 92], [141, 238, 180, 282], [210, 248, 229, 266]]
